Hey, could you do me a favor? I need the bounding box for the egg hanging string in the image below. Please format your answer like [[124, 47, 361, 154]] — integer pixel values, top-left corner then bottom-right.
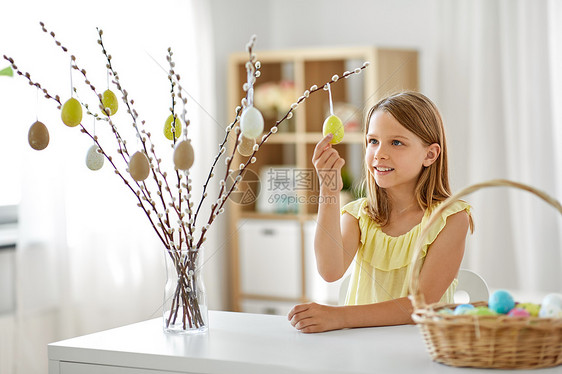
[[69, 55, 73, 98], [327, 82, 334, 116], [35, 86, 39, 122], [246, 62, 255, 107]]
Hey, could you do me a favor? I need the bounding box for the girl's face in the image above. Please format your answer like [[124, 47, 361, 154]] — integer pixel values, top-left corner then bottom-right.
[[365, 110, 439, 192]]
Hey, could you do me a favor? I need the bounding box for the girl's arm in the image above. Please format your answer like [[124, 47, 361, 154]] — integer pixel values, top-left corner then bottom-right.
[[289, 210, 470, 333], [312, 134, 360, 282]]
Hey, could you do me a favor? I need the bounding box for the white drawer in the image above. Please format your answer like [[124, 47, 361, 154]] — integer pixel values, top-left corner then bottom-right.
[[238, 219, 301, 299]]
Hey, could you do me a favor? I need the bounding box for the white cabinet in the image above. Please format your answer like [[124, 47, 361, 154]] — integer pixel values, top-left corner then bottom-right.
[[236, 218, 350, 314], [238, 219, 302, 299]]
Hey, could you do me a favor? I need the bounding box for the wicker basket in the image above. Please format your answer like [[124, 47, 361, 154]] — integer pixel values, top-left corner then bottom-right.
[[408, 179, 562, 369]]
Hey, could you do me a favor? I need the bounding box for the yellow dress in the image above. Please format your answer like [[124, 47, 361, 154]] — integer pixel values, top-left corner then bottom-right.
[[341, 198, 471, 305]]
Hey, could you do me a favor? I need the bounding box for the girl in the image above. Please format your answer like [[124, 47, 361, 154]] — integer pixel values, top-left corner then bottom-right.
[[288, 91, 472, 333]]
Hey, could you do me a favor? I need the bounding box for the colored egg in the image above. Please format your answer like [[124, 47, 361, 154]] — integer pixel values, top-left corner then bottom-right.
[[173, 140, 194, 170], [240, 106, 264, 139], [61, 97, 83, 127], [163, 114, 182, 141], [539, 294, 562, 318], [237, 135, 256, 156], [129, 151, 150, 181], [541, 293, 562, 309], [438, 308, 454, 315], [28, 120, 49, 150], [539, 304, 562, 318], [85, 145, 104, 171], [488, 290, 515, 314], [322, 114, 344, 144], [507, 308, 531, 317], [466, 306, 497, 316], [101, 89, 118, 116], [516, 302, 541, 317], [453, 304, 475, 315]]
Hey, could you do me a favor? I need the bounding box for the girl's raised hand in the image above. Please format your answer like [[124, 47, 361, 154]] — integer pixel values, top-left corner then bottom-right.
[[312, 134, 345, 193]]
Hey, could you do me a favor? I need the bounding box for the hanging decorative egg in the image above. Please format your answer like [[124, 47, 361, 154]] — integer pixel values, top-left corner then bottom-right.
[[61, 97, 83, 127], [240, 106, 264, 139], [163, 114, 182, 141], [322, 114, 344, 144], [128, 151, 150, 181], [85, 145, 104, 171], [101, 89, 118, 116], [28, 120, 50, 150], [237, 135, 256, 156], [173, 140, 195, 170]]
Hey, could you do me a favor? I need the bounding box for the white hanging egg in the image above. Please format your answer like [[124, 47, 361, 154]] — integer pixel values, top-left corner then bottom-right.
[[129, 151, 150, 181], [173, 140, 195, 170], [85, 145, 104, 171], [240, 106, 264, 139]]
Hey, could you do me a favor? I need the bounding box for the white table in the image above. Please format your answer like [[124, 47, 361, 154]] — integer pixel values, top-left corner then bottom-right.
[[48, 310, 560, 374]]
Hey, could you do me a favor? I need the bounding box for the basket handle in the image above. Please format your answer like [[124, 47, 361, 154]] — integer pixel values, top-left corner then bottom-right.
[[407, 179, 562, 311]]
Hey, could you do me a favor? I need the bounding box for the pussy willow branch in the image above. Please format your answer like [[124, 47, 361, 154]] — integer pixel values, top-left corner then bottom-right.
[[35, 22, 173, 247], [2, 53, 170, 248], [193, 36, 260, 248], [193, 64, 370, 249], [95, 26, 181, 247], [166, 49, 192, 249]]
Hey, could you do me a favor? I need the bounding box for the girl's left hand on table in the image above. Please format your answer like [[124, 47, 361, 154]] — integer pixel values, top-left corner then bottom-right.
[[288, 302, 343, 333]]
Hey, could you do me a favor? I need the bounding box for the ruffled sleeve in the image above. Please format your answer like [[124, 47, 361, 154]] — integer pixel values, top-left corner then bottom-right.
[[341, 198, 369, 246], [357, 200, 471, 272]]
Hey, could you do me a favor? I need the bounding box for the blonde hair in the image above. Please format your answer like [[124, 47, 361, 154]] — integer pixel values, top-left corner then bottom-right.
[[363, 91, 450, 225]]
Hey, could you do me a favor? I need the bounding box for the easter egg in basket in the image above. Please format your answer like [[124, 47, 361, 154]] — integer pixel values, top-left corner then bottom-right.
[[453, 304, 475, 315], [539, 293, 562, 318], [516, 302, 541, 317], [488, 290, 515, 314]]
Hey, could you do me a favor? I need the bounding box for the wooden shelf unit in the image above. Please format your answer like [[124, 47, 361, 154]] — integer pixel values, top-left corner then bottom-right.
[[227, 46, 418, 313]]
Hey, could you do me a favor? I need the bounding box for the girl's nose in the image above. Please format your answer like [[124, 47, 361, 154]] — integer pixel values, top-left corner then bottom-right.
[[374, 145, 388, 160]]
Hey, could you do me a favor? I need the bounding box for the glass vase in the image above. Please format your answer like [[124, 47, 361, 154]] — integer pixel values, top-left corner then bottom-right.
[[163, 246, 208, 334]]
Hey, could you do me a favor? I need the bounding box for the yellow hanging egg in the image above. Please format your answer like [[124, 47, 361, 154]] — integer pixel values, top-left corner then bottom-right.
[[163, 114, 182, 141], [61, 97, 83, 127], [101, 89, 118, 116], [322, 115, 344, 144], [129, 151, 150, 181], [28, 120, 50, 150], [173, 140, 195, 170]]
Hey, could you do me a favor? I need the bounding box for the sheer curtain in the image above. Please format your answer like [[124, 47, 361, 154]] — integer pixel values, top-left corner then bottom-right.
[[435, 0, 562, 296], [0, 1, 215, 373]]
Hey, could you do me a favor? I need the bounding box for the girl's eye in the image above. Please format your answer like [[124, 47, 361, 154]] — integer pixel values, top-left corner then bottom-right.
[[369, 139, 378, 145], [392, 140, 403, 146]]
